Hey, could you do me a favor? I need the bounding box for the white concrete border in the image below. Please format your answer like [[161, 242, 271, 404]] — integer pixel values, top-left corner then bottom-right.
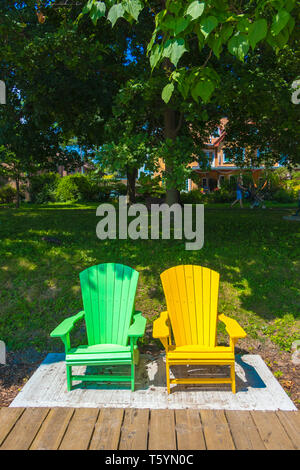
[[9, 353, 297, 411]]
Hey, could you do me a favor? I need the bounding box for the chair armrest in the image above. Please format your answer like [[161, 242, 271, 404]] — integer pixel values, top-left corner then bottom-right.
[[128, 311, 147, 338], [50, 311, 85, 338], [153, 311, 171, 339], [218, 313, 247, 339]]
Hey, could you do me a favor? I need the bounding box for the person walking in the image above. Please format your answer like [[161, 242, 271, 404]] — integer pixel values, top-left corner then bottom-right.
[[231, 176, 246, 208]]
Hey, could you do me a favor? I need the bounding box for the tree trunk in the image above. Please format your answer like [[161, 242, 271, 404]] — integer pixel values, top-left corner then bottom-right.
[[15, 176, 20, 208], [127, 167, 137, 205], [164, 107, 181, 205]]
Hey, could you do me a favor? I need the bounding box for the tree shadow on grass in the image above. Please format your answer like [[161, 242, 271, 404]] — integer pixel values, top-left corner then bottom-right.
[[0, 207, 299, 355]]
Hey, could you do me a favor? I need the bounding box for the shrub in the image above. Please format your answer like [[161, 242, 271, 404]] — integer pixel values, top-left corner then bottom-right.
[[180, 189, 209, 204], [210, 188, 234, 203], [99, 180, 127, 201], [54, 173, 126, 203], [272, 188, 296, 203], [180, 187, 235, 204], [136, 173, 164, 199], [28, 172, 60, 204], [55, 174, 92, 202], [0, 184, 17, 203]]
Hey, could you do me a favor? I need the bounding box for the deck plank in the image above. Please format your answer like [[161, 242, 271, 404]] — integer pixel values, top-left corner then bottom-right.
[[0, 407, 49, 450], [30, 407, 74, 450], [148, 409, 176, 450], [59, 408, 99, 450], [250, 411, 295, 450], [0, 408, 24, 447], [89, 408, 124, 450], [119, 408, 149, 450], [0, 408, 299, 450], [276, 411, 300, 450], [225, 410, 266, 450], [200, 410, 235, 450], [175, 409, 206, 450]]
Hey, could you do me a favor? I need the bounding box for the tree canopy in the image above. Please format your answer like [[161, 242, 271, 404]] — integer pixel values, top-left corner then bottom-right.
[[0, 0, 299, 205]]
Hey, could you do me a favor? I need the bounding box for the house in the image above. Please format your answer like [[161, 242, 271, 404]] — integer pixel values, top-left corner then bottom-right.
[[185, 119, 280, 193], [44, 122, 283, 192], [0, 124, 284, 200], [57, 163, 89, 177], [57, 144, 92, 176]]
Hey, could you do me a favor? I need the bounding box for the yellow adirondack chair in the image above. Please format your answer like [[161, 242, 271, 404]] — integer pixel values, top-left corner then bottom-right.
[[153, 265, 247, 393]]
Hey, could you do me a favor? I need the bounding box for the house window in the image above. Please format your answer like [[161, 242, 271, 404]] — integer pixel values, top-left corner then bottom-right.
[[223, 150, 231, 163], [219, 175, 225, 187], [204, 151, 214, 167], [223, 148, 245, 163], [212, 128, 220, 137], [202, 178, 208, 188], [183, 179, 191, 192], [138, 164, 153, 177]]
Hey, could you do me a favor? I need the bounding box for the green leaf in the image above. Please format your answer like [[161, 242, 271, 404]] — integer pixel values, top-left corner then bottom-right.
[[177, 76, 190, 99], [155, 10, 167, 28], [271, 27, 290, 48], [147, 28, 158, 55], [248, 19, 268, 49], [237, 17, 251, 33], [122, 0, 143, 21], [200, 16, 218, 38], [287, 16, 295, 34], [220, 24, 233, 42], [196, 30, 205, 50], [162, 16, 190, 35], [163, 38, 187, 67], [185, 1, 205, 21], [82, 0, 95, 14], [228, 33, 249, 61], [90, 2, 106, 25], [191, 78, 215, 103], [76, 0, 95, 23], [149, 43, 162, 70], [107, 3, 125, 27], [271, 9, 291, 36], [285, 0, 296, 12], [167, 0, 182, 15], [162, 83, 174, 103], [210, 35, 223, 58]]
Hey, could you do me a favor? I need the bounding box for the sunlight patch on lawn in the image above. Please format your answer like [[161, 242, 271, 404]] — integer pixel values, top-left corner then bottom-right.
[[18, 258, 37, 271], [71, 285, 81, 294]]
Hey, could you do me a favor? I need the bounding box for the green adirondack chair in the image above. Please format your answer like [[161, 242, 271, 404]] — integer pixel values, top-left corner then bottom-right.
[[50, 263, 146, 391]]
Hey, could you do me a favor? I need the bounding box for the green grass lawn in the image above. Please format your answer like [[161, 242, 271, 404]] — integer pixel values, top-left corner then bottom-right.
[[0, 202, 299, 354]]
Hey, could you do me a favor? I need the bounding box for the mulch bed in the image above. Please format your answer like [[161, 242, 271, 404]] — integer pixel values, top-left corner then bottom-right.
[[237, 337, 300, 410], [0, 340, 299, 409]]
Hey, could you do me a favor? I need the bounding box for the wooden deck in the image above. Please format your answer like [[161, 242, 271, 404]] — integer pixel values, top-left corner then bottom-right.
[[0, 407, 299, 450]]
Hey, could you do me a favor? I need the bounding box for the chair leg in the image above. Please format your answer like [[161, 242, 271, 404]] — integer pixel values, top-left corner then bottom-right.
[[166, 359, 170, 394], [131, 362, 135, 392], [66, 365, 72, 391], [230, 363, 236, 394]]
